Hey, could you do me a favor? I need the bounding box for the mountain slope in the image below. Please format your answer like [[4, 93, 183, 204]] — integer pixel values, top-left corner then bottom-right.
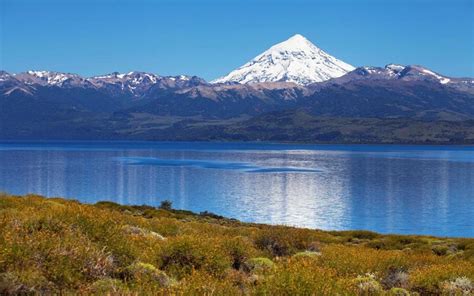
[[212, 34, 355, 85], [1, 63, 473, 142]]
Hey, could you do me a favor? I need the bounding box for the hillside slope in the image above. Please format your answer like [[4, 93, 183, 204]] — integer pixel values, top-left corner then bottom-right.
[[1, 64, 473, 142], [0, 194, 473, 295]]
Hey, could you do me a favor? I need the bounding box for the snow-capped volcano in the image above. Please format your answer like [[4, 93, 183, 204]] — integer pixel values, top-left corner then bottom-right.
[[212, 34, 355, 85]]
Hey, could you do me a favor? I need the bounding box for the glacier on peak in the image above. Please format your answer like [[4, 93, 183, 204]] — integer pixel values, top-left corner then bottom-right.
[[212, 34, 355, 85]]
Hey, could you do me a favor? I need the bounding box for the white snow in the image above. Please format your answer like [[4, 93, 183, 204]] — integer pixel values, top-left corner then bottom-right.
[[85, 72, 164, 96], [145, 74, 157, 83], [421, 69, 451, 84], [4, 86, 33, 96], [24, 70, 73, 86], [386, 64, 405, 72], [212, 34, 355, 85]]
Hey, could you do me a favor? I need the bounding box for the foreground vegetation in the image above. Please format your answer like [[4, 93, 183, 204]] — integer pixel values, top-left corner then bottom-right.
[[0, 194, 473, 295]]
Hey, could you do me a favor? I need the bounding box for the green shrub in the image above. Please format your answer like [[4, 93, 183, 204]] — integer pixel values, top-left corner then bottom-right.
[[89, 278, 127, 294], [293, 251, 321, 259], [125, 262, 172, 287], [223, 236, 257, 270], [243, 257, 275, 273], [158, 236, 231, 278], [432, 244, 450, 256], [388, 287, 411, 295]]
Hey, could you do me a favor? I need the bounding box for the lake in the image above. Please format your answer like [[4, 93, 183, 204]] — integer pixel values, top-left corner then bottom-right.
[[0, 141, 473, 237]]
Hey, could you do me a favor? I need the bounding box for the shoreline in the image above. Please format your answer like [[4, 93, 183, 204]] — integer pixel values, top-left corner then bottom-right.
[[1, 191, 472, 239], [2, 138, 474, 146], [2, 139, 474, 149]]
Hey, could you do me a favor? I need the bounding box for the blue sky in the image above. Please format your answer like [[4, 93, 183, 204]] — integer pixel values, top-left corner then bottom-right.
[[1, 0, 473, 80]]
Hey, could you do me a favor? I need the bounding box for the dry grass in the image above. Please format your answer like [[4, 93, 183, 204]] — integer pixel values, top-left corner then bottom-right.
[[0, 193, 472, 295]]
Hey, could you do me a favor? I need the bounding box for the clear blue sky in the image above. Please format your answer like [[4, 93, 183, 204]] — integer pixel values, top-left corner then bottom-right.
[[1, 0, 473, 80]]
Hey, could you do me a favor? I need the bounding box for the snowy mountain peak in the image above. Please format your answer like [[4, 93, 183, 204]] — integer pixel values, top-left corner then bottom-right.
[[91, 72, 160, 84], [16, 70, 83, 86], [385, 64, 405, 72], [271, 34, 315, 51], [212, 34, 355, 85]]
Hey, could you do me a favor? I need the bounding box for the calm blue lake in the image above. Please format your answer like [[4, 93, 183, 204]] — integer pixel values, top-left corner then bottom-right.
[[0, 141, 473, 237]]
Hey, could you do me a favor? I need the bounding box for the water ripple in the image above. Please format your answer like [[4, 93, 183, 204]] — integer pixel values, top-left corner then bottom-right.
[[117, 157, 321, 173]]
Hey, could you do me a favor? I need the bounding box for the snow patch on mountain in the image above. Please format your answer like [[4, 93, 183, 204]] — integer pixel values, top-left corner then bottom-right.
[[420, 68, 451, 84], [17, 70, 82, 86], [212, 34, 355, 85]]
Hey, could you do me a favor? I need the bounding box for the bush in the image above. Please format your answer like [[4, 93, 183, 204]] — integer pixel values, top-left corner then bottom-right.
[[174, 271, 242, 295], [89, 278, 127, 294], [332, 230, 380, 240], [0, 271, 55, 295], [382, 267, 409, 289], [441, 277, 473, 295], [293, 251, 321, 259], [409, 262, 474, 294], [307, 241, 322, 252], [223, 236, 257, 270], [251, 258, 349, 295], [318, 244, 409, 276], [432, 244, 450, 256], [388, 287, 411, 295], [122, 225, 166, 240], [351, 273, 383, 295], [125, 262, 172, 287], [243, 258, 275, 273], [254, 228, 311, 256], [158, 236, 231, 278], [1, 194, 473, 295], [159, 200, 173, 211]]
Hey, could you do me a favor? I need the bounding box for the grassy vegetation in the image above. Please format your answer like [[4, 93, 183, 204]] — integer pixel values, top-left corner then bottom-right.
[[0, 193, 473, 295]]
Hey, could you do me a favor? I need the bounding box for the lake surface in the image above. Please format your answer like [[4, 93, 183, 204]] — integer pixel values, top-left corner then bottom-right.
[[0, 141, 473, 237]]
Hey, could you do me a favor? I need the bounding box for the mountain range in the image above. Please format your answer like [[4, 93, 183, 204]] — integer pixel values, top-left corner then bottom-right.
[[1, 34, 473, 143]]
